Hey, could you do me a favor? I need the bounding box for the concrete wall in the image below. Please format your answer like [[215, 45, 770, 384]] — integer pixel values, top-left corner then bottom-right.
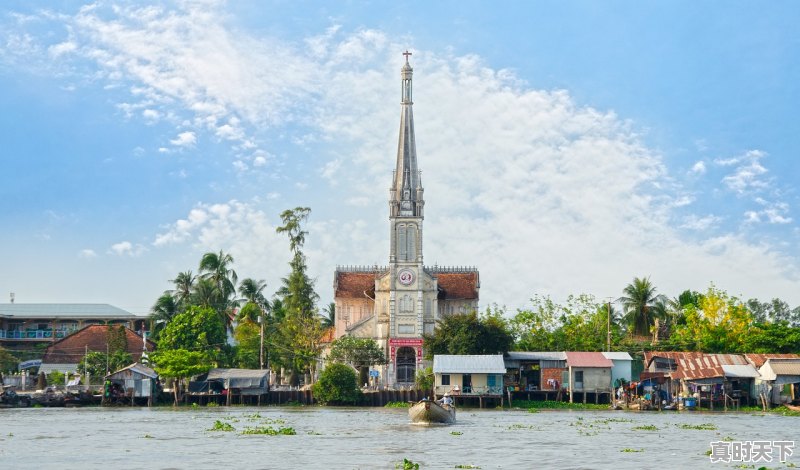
[[571, 367, 611, 391]]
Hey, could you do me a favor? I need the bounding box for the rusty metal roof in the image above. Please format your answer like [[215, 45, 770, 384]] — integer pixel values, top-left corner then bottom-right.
[[745, 353, 800, 368], [566, 351, 613, 368]]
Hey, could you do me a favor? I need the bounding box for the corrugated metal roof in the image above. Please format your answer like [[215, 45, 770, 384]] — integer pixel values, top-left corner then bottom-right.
[[769, 360, 800, 376], [565, 352, 613, 368], [0, 303, 139, 318], [107, 363, 158, 379], [745, 353, 800, 368], [721, 364, 760, 378], [433, 355, 506, 374], [39, 363, 78, 374], [206, 368, 271, 380], [601, 352, 633, 361], [506, 351, 567, 361]]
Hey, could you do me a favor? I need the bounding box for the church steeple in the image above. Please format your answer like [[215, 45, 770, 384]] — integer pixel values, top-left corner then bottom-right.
[[391, 51, 424, 219]]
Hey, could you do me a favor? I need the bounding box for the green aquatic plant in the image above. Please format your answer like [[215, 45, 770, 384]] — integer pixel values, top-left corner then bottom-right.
[[632, 424, 658, 431], [677, 423, 717, 430], [241, 426, 296, 435], [208, 420, 235, 432], [206, 401, 219, 407], [396, 458, 420, 469], [620, 448, 644, 453], [450, 431, 463, 436], [385, 401, 411, 408], [454, 465, 480, 469], [142, 434, 154, 439]]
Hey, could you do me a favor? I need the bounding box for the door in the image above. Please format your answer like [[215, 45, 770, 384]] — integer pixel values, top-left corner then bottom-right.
[[396, 347, 416, 384], [462, 374, 472, 393]]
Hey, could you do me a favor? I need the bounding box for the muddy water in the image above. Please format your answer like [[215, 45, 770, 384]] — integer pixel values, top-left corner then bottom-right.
[[0, 407, 796, 469]]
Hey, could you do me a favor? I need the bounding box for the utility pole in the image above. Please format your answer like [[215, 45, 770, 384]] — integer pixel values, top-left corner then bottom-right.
[[259, 309, 265, 370], [607, 301, 612, 352]]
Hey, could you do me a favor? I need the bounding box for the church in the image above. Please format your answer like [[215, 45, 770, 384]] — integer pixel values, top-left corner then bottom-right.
[[333, 53, 480, 388]]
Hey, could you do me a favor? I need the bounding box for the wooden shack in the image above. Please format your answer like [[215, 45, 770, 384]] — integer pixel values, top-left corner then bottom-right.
[[104, 363, 158, 406]]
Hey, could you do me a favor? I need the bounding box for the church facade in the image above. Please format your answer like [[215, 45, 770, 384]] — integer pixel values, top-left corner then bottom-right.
[[333, 53, 480, 388]]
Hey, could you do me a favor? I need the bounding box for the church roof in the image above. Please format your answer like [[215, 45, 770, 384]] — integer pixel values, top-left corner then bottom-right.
[[334, 271, 377, 299], [436, 272, 479, 300]]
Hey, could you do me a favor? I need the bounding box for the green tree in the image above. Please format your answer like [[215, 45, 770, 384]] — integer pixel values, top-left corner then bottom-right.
[[321, 302, 336, 329], [424, 308, 513, 359], [233, 320, 261, 369], [152, 349, 212, 405], [619, 276, 666, 337], [157, 305, 227, 359], [149, 292, 178, 339], [78, 351, 131, 378], [328, 336, 386, 384], [670, 286, 754, 352], [744, 321, 800, 353], [107, 325, 128, 355], [0, 347, 17, 372], [275, 207, 322, 383], [199, 250, 239, 330], [312, 362, 362, 405], [172, 270, 196, 310]]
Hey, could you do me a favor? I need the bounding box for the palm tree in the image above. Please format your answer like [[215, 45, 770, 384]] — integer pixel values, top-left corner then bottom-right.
[[199, 250, 238, 330], [191, 277, 221, 310], [320, 302, 335, 329], [150, 292, 178, 338], [239, 278, 267, 308], [618, 276, 666, 337], [171, 270, 196, 309]]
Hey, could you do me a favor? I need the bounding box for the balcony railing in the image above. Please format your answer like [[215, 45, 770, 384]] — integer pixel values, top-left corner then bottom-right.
[[0, 329, 76, 340]]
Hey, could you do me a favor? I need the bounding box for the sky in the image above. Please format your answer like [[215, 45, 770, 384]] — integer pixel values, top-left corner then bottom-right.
[[1, 0, 799, 316]]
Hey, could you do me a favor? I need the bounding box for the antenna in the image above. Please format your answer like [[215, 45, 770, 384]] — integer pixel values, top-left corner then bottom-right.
[[10, 292, 14, 304]]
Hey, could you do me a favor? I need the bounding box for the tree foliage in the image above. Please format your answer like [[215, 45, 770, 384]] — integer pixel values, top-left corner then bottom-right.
[[328, 336, 387, 369], [78, 351, 132, 378], [157, 305, 227, 356], [312, 362, 362, 405], [424, 307, 513, 359], [233, 320, 261, 369], [619, 276, 666, 337], [152, 349, 212, 405]]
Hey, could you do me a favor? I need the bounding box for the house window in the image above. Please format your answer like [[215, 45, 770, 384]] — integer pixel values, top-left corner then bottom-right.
[[574, 371, 584, 384], [441, 374, 450, 386]]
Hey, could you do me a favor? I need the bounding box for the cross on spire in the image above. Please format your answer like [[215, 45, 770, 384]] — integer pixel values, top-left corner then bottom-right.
[[403, 50, 412, 62]]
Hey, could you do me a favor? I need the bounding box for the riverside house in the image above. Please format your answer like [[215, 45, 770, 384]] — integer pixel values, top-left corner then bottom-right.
[[433, 354, 506, 404], [746, 354, 800, 406], [565, 351, 613, 403]]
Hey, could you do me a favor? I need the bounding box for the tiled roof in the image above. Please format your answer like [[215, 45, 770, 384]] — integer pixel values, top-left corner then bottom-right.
[[41, 324, 154, 364], [433, 354, 506, 374], [334, 272, 376, 299], [745, 353, 800, 368], [435, 272, 479, 300], [566, 352, 613, 368], [0, 303, 140, 319]]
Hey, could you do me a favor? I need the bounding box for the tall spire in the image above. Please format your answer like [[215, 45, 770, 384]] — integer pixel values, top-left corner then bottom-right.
[[391, 51, 424, 218]]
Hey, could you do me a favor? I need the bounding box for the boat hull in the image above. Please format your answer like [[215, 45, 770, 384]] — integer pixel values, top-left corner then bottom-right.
[[408, 400, 456, 424]]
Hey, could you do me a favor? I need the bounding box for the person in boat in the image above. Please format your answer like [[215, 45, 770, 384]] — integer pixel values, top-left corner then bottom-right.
[[438, 392, 453, 407]]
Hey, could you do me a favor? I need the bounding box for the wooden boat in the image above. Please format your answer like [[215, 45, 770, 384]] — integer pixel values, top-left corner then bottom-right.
[[784, 404, 800, 412], [408, 399, 456, 424]]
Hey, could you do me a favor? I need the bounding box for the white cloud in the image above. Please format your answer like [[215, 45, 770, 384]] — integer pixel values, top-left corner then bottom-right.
[[108, 241, 146, 257], [718, 150, 769, 194], [690, 161, 706, 175], [170, 131, 196, 147], [680, 214, 721, 231], [78, 249, 97, 258]]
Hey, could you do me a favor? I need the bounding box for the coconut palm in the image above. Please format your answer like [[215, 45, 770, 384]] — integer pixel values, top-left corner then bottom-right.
[[239, 278, 267, 308], [150, 292, 178, 338], [618, 276, 667, 337], [199, 250, 238, 330], [171, 270, 196, 309], [320, 302, 335, 329]]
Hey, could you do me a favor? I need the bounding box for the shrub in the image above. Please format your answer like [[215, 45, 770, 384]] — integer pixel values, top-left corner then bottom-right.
[[312, 362, 362, 405]]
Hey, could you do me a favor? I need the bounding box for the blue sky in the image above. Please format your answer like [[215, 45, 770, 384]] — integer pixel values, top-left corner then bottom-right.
[[1, 1, 798, 315]]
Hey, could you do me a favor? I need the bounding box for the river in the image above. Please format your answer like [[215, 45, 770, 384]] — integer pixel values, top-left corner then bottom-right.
[[0, 406, 796, 469]]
